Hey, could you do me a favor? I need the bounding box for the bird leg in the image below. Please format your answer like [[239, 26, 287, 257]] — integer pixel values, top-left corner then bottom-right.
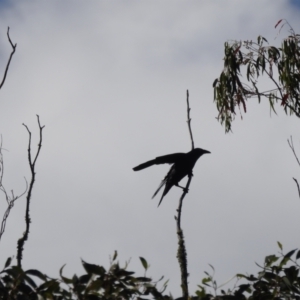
[[175, 183, 189, 193]]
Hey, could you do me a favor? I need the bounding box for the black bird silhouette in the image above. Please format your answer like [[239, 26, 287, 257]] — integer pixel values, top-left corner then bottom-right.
[[133, 148, 210, 206]]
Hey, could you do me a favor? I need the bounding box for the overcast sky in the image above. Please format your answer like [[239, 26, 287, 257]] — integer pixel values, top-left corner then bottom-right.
[[0, 1, 300, 297]]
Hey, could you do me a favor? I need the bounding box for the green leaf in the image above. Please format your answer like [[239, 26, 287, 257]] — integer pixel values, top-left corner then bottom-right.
[[59, 265, 73, 284], [139, 257, 148, 270], [280, 256, 290, 267], [26, 269, 47, 281], [72, 274, 79, 285], [135, 276, 152, 282], [237, 284, 251, 294], [282, 276, 291, 287], [213, 78, 218, 88], [257, 36, 261, 45], [252, 80, 261, 103], [269, 94, 277, 114], [264, 254, 279, 267], [284, 265, 298, 282], [112, 250, 118, 261], [247, 62, 251, 81], [196, 285, 206, 298], [246, 275, 258, 281], [214, 85, 217, 100], [275, 19, 283, 28], [81, 259, 106, 276], [37, 280, 60, 293], [258, 271, 265, 279], [202, 277, 211, 286], [114, 269, 135, 277], [78, 274, 92, 284], [261, 55, 265, 73], [263, 272, 277, 281], [4, 257, 11, 269], [86, 278, 103, 292], [296, 250, 300, 260], [24, 274, 37, 288], [255, 57, 260, 73], [162, 278, 169, 290], [277, 241, 283, 250], [4, 265, 23, 277], [284, 249, 297, 259]]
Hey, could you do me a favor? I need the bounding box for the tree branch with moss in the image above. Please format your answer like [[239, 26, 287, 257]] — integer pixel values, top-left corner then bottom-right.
[[17, 115, 45, 267]]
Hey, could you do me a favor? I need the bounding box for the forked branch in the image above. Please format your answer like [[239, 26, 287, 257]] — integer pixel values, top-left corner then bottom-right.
[[17, 115, 45, 267], [186, 90, 195, 150], [0, 138, 28, 243], [0, 27, 17, 90], [0, 28, 21, 245]]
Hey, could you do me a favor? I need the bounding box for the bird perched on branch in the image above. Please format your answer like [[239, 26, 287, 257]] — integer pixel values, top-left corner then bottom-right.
[[133, 148, 210, 206]]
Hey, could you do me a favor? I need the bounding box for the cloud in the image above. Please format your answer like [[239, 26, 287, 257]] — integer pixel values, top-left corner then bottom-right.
[[0, 0, 299, 296]]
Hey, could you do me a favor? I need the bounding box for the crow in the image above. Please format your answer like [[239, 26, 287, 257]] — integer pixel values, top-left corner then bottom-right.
[[133, 148, 210, 206]]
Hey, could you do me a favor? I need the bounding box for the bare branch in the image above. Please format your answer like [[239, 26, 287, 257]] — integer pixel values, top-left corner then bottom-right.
[[175, 174, 192, 300], [0, 27, 17, 90], [0, 137, 28, 243], [17, 115, 45, 267], [0, 180, 28, 243], [288, 136, 300, 166], [175, 90, 198, 299], [186, 90, 195, 150]]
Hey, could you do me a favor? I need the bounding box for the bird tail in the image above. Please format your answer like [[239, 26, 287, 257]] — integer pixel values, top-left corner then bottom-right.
[[152, 179, 166, 199], [133, 159, 156, 171], [157, 192, 166, 207], [152, 179, 168, 207]]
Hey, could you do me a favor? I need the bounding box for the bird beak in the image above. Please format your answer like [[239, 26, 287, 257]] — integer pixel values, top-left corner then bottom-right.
[[203, 150, 211, 154]]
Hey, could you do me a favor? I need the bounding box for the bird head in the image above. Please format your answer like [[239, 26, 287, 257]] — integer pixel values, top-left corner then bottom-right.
[[193, 148, 211, 157]]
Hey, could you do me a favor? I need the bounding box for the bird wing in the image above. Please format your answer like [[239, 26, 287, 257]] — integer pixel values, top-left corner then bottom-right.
[[133, 159, 156, 171], [133, 152, 184, 171], [154, 153, 185, 165]]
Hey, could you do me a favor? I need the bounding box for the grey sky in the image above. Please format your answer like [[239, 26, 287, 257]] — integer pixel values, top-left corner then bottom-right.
[[0, 1, 299, 297]]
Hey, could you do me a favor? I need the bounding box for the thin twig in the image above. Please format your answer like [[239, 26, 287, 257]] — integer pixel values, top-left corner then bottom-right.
[[288, 136, 300, 166], [17, 115, 45, 267], [175, 90, 196, 300], [0, 180, 27, 243], [0, 27, 17, 90], [0, 137, 28, 243], [186, 90, 195, 150], [0, 29, 22, 244]]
